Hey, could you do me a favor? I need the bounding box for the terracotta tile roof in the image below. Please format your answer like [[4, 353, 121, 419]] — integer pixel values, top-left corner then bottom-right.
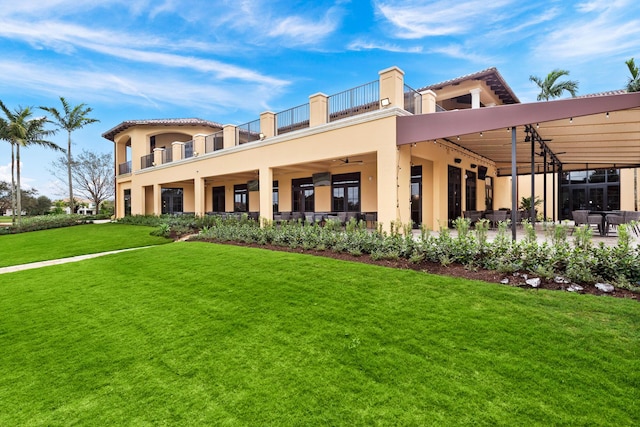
[[418, 67, 520, 105], [102, 118, 224, 141]]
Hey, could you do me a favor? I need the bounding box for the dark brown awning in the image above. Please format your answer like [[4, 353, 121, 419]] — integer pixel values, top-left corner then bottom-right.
[[397, 92, 640, 175]]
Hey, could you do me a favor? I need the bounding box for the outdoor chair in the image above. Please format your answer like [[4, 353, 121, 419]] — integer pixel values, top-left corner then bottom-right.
[[464, 210, 482, 225], [572, 210, 602, 234], [485, 210, 507, 228]]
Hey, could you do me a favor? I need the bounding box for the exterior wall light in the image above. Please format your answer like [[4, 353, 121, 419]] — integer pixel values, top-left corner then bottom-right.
[[380, 98, 391, 107], [454, 158, 462, 164], [259, 133, 266, 140]]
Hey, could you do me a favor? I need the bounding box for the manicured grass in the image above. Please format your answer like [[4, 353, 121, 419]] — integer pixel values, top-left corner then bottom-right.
[[0, 242, 637, 425], [0, 223, 172, 267]]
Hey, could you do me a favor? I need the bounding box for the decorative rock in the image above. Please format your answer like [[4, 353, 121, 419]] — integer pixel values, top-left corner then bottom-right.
[[526, 277, 541, 288], [500, 278, 509, 284], [554, 276, 571, 284], [522, 274, 529, 280], [567, 284, 584, 292], [595, 283, 615, 293]]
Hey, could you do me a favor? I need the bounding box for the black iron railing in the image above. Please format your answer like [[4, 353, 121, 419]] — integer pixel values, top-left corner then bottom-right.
[[237, 119, 260, 145], [328, 80, 379, 122], [183, 140, 194, 158], [140, 154, 153, 169], [118, 161, 131, 175], [205, 131, 224, 152], [276, 103, 310, 135], [403, 84, 422, 114], [163, 148, 172, 163]]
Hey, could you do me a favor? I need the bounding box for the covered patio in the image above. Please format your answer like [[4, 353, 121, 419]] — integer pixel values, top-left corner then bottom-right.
[[397, 91, 640, 239]]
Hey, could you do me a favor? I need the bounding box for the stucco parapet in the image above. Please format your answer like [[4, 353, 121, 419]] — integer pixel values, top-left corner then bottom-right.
[[378, 66, 404, 76]]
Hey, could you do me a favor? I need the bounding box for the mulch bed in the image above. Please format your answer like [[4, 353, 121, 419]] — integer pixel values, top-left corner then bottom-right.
[[186, 237, 638, 301]]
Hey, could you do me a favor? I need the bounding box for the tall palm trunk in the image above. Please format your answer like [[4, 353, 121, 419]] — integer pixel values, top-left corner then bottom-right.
[[67, 130, 74, 213], [10, 143, 16, 225], [16, 144, 22, 225]]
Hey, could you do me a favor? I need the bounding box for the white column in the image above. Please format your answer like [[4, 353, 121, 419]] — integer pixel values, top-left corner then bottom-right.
[[470, 88, 482, 109]]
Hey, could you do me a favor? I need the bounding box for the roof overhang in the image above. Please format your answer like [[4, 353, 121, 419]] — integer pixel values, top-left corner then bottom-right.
[[102, 118, 224, 142], [397, 92, 640, 175]]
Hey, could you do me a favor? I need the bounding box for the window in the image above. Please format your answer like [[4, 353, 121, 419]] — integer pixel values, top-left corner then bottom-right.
[[292, 177, 314, 213], [123, 189, 131, 216], [273, 181, 279, 213], [465, 170, 477, 211], [332, 172, 360, 212], [161, 188, 183, 214], [234, 184, 248, 212], [212, 186, 225, 212], [559, 168, 620, 220], [150, 135, 156, 151]]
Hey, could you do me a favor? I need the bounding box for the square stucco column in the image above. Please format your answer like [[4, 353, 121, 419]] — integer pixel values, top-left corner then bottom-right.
[[193, 134, 206, 157], [420, 89, 437, 114], [259, 166, 273, 224], [194, 175, 205, 216], [309, 93, 328, 127], [376, 145, 411, 231], [223, 125, 237, 149], [379, 66, 404, 109], [260, 112, 276, 138], [153, 184, 162, 215], [172, 141, 184, 161], [153, 148, 165, 166]]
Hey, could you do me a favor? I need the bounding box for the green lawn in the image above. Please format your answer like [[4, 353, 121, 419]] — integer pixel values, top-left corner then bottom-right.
[[0, 242, 637, 425], [0, 223, 172, 267]]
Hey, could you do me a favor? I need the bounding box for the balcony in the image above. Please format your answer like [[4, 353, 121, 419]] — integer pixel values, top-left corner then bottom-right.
[[140, 154, 153, 169], [205, 131, 224, 153], [276, 103, 310, 135], [237, 119, 260, 145], [403, 84, 422, 115], [118, 160, 131, 175], [328, 80, 379, 122]]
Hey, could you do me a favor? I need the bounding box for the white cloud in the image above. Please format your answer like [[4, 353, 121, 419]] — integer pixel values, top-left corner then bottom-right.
[[374, 0, 514, 38], [347, 39, 423, 53], [0, 59, 286, 113], [0, 162, 11, 182], [534, 15, 640, 61], [428, 44, 493, 64], [266, 6, 342, 46]]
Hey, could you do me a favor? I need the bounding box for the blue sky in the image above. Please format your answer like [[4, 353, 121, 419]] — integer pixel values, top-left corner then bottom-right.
[[1, 0, 639, 198]]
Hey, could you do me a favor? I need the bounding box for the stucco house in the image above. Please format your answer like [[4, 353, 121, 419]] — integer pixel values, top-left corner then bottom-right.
[[103, 66, 640, 231]]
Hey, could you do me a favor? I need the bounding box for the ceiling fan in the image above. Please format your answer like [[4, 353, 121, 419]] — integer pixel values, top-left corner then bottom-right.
[[334, 157, 364, 165]]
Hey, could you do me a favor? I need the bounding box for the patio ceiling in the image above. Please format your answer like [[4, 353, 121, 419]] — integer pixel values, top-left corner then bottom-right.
[[397, 92, 640, 176]]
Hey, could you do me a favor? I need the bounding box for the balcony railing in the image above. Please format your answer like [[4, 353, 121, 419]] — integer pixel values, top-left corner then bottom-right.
[[183, 140, 194, 158], [205, 131, 224, 153], [163, 148, 172, 163], [276, 103, 310, 135], [237, 119, 260, 145], [140, 153, 153, 169], [118, 161, 131, 175], [403, 84, 422, 115], [436, 104, 447, 112], [328, 80, 379, 122]]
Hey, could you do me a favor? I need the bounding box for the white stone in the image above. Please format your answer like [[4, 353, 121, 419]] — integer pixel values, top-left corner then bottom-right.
[[595, 283, 615, 293], [526, 278, 541, 288], [554, 276, 570, 284], [567, 284, 584, 292], [500, 278, 509, 284]]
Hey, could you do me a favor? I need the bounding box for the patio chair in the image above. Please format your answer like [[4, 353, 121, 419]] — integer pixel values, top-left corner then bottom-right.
[[605, 211, 625, 235], [623, 211, 640, 236], [572, 210, 602, 234], [485, 210, 507, 228]]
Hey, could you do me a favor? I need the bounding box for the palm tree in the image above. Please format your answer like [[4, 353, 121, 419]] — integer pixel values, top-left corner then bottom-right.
[[40, 97, 99, 214], [625, 58, 640, 93], [529, 69, 579, 101], [0, 102, 61, 224]]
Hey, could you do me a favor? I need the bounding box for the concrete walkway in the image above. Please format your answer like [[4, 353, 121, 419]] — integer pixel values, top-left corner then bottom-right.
[[0, 246, 154, 275]]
